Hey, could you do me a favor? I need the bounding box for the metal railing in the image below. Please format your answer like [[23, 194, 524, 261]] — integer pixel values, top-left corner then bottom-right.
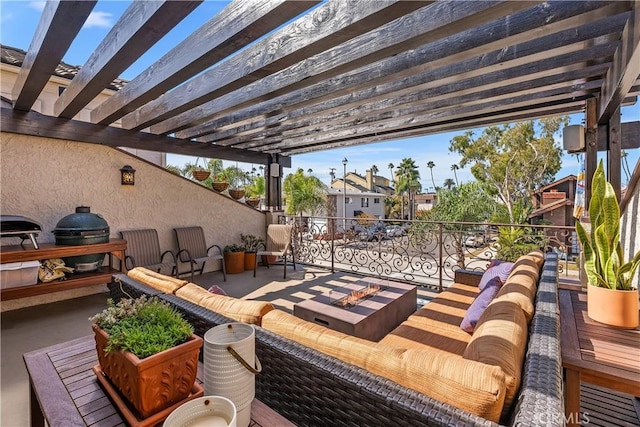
[[280, 215, 578, 291]]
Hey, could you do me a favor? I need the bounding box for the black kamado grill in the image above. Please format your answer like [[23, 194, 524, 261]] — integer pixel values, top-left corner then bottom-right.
[[53, 206, 110, 272]]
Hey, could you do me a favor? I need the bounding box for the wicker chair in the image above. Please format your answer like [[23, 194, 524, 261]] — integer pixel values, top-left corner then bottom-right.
[[254, 224, 295, 279], [119, 229, 177, 277], [174, 226, 226, 282]]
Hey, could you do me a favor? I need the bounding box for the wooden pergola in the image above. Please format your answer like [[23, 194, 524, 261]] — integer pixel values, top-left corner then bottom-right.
[[1, 0, 639, 207]]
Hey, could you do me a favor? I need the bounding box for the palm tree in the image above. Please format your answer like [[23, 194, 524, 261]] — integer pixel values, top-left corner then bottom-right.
[[426, 161, 436, 190], [388, 163, 395, 185], [396, 158, 421, 219], [371, 165, 379, 175], [451, 164, 460, 186], [622, 150, 632, 184], [443, 178, 455, 189]]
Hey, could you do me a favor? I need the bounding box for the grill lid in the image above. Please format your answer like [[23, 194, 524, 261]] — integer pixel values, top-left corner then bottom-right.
[[53, 206, 109, 236]]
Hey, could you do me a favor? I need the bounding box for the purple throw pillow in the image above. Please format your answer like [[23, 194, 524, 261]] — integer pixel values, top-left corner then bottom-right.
[[460, 276, 503, 333], [479, 260, 515, 291], [207, 285, 228, 296]]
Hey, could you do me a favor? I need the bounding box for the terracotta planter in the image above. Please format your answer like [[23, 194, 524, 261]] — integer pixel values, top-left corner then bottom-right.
[[93, 325, 202, 418], [224, 251, 245, 274], [244, 252, 257, 271], [228, 189, 245, 200], [212, 182, 229, 192], [587, 285, 639, 329]]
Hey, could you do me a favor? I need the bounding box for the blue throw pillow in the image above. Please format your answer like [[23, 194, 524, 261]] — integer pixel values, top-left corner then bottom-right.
[[478, 260, 515, 291], [460, 276, 503, 333]]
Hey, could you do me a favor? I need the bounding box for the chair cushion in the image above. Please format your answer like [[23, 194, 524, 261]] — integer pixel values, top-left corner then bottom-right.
[[176, 283, 274, 325], [460, 276, 503, 333], [463, 299, 528, 421], [127, 267, 187, 293]]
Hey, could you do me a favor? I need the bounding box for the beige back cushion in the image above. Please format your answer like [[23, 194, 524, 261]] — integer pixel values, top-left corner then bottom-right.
[[127, 267, 187, 293], [463, 299, 528, 421], [262, 309, 507, 422], [493, 251, 543, 321], [176, 283, 274, 325]]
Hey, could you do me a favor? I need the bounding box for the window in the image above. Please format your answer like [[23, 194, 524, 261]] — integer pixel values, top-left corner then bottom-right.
[[345, 197, 352, 204], [361, 198, 369, 207], [373, 198, 380, 204]]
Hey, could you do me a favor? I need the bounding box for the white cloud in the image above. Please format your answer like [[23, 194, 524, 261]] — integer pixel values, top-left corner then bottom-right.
[[84, 11, 113, 29], [29, 2, 45, 12]]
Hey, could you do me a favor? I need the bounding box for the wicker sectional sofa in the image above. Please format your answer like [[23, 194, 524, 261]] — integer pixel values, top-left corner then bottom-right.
[[108, 252, 562, 427]]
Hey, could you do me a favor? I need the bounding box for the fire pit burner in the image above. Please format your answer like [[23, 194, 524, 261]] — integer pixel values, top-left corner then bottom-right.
[[331, 284, 387, 309]]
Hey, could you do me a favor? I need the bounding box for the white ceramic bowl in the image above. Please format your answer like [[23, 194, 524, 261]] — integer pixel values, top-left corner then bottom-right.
[[163, 395, 237, 427]]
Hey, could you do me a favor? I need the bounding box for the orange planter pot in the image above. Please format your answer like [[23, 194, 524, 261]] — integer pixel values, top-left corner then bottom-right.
[[244, 252, 257, 271], [224, 251, 245, 274], [587, 285, 639, 329], [93, 325, 202, 418]]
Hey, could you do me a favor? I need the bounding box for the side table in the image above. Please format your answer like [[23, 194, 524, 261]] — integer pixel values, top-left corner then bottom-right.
[[559, 289, 640, 427]]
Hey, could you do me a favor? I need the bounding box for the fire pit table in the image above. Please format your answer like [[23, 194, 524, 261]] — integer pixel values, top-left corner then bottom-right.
[[293, 278, 417, 341]]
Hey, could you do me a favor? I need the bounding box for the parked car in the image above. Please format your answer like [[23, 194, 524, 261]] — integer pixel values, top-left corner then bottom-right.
[[385, 225, 406, 238], [464, 234, 485, 248], [550, 246, 568, 260], [356, 223, 387, 242]]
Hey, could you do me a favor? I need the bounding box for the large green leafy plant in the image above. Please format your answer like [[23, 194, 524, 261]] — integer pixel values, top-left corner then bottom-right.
[[575, 160, 640, 290]]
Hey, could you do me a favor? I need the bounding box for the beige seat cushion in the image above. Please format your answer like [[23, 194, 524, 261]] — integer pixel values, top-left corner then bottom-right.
[[410, 282, 479, 327], [262, 309, 507, 422], [463, 299, 528, 421], [176, 283, 274, 325], [380, 316, 471, 355], [127, 267, 187, 293]]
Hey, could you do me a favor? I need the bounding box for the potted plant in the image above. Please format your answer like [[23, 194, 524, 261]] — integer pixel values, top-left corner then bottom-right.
[[576, 159, 640, 328], [190, 158, 211, 182], [240, 233, 265, 270], [223, 243, 246, 274], [244, 175, 265, 208], [225, 166, 248, 200], [212, 170, 230, 192], [89, 296, 203, 417]]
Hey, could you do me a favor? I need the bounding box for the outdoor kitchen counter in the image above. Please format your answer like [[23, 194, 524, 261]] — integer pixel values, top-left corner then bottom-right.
[[0, 239, 126, 300]]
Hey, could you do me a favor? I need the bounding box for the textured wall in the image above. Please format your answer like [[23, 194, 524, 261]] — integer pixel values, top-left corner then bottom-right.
[[621, 181, 640, 287], [1, 133, 266, 267]]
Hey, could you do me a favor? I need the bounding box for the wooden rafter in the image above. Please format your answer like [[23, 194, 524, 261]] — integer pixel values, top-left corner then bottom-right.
[[11, 0, 96, 111], [53, 0, 202, 119]]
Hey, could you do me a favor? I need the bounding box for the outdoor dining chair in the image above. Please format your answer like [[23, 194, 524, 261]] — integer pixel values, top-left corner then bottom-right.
[[174, 226, 226, 282], [254, 224, 295, 279], [120, 228, 178, 277]]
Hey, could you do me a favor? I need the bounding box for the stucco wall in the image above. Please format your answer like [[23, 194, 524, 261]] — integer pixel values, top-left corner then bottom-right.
[[1, 132, 266, 268]]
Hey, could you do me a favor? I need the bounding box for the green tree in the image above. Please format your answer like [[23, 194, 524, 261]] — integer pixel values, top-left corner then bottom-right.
[[449, 117, 567, 224], [388, 163, 395, 184], [443, 178, 455, 190], [371, 164, 379, 175], [424, 182, 496, 267], [426, 161, 436, 190], [283, 168, 327, 216], [396, 158, 421, 219], [451, 164, 460, 186]]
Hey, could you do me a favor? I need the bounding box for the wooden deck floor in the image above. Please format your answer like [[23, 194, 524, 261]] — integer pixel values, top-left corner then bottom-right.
[[581, 384, 640, 426]]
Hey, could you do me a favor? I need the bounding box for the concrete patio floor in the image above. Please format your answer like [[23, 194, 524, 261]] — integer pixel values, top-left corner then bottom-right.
[[0, 263, 438, 426]]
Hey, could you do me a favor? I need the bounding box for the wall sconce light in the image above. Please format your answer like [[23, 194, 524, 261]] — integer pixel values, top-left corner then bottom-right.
[[120, 165, 136, 185]]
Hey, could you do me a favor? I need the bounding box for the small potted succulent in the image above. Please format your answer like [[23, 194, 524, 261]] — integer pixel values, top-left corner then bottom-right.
[[90, 296, 203, 417], [223, 243, 246, 274]]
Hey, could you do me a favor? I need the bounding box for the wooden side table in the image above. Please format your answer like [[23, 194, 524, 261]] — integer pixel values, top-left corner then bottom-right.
[[559, 289, 640, 427], [24, 335, 295, 427]]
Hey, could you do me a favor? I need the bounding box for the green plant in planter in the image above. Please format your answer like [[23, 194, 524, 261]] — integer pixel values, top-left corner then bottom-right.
[[240, 233, 265, 253], [90, 296, 194, 359], [223, 243, 246, 253], [575, 160, 640, 290]]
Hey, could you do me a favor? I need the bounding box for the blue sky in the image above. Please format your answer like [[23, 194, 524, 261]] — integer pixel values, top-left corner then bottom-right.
[[2, 0, 638, 189]]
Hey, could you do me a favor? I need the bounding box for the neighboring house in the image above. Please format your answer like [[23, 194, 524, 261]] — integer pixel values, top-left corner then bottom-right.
[[331, 169, 394, 196], [415, 193, 437, 212], [0, 44, 165, 166], [529, 175, 578, 255], [327, 188, 385, 220]]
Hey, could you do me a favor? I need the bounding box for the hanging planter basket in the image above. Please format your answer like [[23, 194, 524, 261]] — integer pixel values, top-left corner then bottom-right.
[[192, 170, 211, 181], [245, 197, 260, 208], [228, 189, 245, 200], [212, 181, 230, 192]]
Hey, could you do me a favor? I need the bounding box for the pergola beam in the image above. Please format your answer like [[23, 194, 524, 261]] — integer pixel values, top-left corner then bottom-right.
[[90, 0, 318, 125], [53, 0, 202, 119], [11, 1, 96, 111], [0, 107, 285, 166], [598, 2, 640, 124]]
